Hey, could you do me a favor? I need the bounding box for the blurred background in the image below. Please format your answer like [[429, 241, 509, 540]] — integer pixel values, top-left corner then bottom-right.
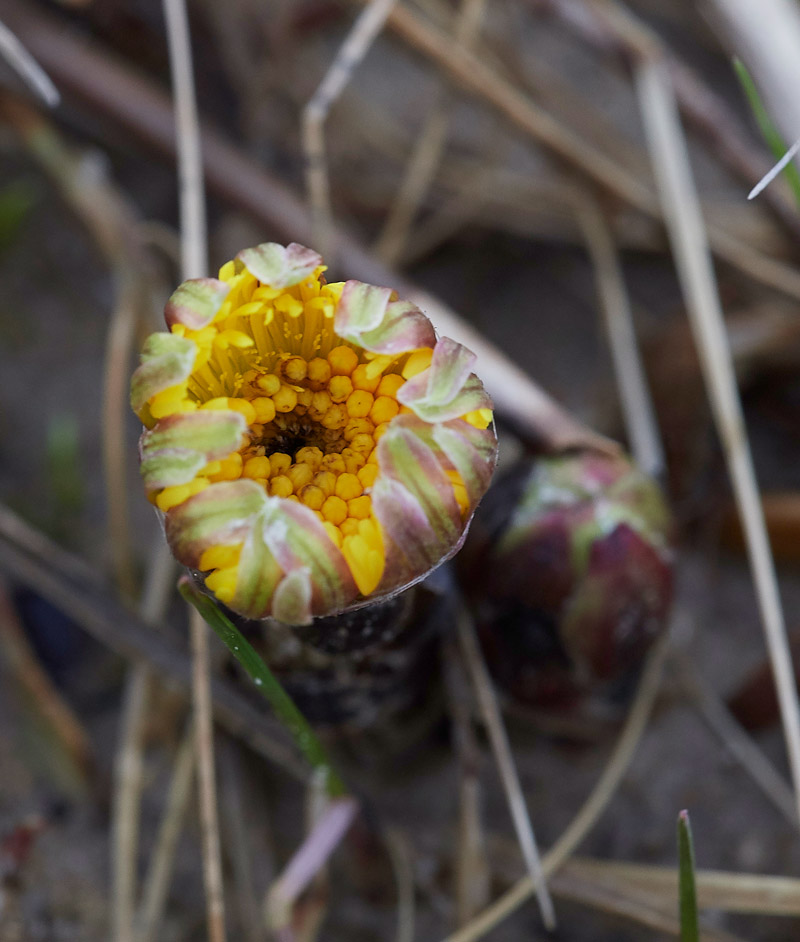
[[2, 0, 800, 939]]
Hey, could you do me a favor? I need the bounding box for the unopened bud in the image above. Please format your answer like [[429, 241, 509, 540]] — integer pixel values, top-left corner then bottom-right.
[[462, 451, 673, 706]]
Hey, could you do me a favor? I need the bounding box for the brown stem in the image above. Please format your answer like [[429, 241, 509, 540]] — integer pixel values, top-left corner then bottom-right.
[[0, 502, 309, 781], [536, 0, 800, 245], [0, 0, 613, 455]]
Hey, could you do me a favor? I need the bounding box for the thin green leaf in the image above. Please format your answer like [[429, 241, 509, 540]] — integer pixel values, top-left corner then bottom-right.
[[733, 57, 800, 207], [678, 809, 699, 942], [179, 577, 346, 797]]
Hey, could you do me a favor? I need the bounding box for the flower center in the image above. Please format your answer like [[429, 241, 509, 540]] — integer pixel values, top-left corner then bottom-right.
[[188, 344, 430, 562]]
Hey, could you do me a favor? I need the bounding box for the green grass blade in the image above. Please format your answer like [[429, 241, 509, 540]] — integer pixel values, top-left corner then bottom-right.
[[179, 577, 346, 797], [733, 57, 800, 207], [678, 809, 699, 942]]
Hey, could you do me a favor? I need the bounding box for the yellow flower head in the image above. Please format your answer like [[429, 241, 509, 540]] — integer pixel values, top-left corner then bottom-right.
[[131, 242, 497, 624]]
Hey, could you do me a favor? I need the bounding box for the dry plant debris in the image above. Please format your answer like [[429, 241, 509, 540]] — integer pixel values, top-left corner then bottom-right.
[[1, 0, 800, 940]]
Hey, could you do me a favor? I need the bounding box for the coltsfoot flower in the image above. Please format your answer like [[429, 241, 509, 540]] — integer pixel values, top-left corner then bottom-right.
[[131, 242, 497, 624]]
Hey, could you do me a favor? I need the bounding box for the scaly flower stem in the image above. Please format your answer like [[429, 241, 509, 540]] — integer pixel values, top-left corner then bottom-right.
[[179, 578, 347, 798]]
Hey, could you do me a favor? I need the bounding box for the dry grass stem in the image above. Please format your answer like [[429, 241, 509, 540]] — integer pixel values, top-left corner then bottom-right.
[[485, 838, 748, 937], [3, 0, 617, 454], [296, 773, 332, 942], [97, 207, 147, 607], [406, 286, 618, 454], [675, 651, 796, 825], [0, 103, 170, 942], [444, 635, 668, 942], [302, 0, 397, 259], [375, 103, 449, 263], [0, 509, 309, 779], [1, 101, 145, 599], [708, 0, 800, 170], [444, 639, 490, 927], [565, 856, 800, 917], [375, 0, 486, 264], [191, 607, 227, 942], [455, 606, 556, 930], [456, 776, 489, 926], [547, 0, 800, 241], [111, 667, 151, 942], [634, 55, 800, 825], [219, 739, 265, 942], [135, 725, 196, 942], [0, 577, 91, 788], [370, 0, 656, 214], [367, 0, 800, 303], [749, 138, 800, 200], [162, 0, 206, 279], [539, 636, 668, 879], [549, 866, 744, 941], [103, 217, 167, 942], [384, 828, 416, 942], [102, 289, 140, 603], [163, 0, 226, 933], [573, 193, 664, 477], [0, 16, 58, 105], [112, 543, 176, 942]]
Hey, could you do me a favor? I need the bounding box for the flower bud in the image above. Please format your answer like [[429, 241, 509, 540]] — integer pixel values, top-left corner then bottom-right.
[[131, 242, 497, 625], [461, 451, 673, 706]]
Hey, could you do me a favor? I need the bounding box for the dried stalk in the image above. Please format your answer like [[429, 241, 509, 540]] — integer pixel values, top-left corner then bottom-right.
[[634, 54, 800, 826], [361, 0, 800, 301], [486, 837, 751, 939], [1, 0, 614, 455], [368, 0, 655, 213], [302, 0, 398, 260], [572, 193, 664, 478], [0, 576, 91, 789], [163, 0, 206, 280], [443, 639, 490, 927], [562, 856, 800, 917], [162, 0, 225, 935], [549, 866, 743, 941], [443, 635, 668, 942], [706, 0, 800, 180], [112, 544, 176, 942], [540, 0, 800, 243], [0, 96, 145, 599], [0, 503, 308, 777], [675, 651, 797, 826], [191, 608, 227, 942], [375, 0, 486, 264], [455, 606, 555, 930], [0, 15, 58, 105], [384, 828, 416, 942], [112, 667, 151, 942], [219, 738, 264, 942], [135, 724, 196, 942]]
